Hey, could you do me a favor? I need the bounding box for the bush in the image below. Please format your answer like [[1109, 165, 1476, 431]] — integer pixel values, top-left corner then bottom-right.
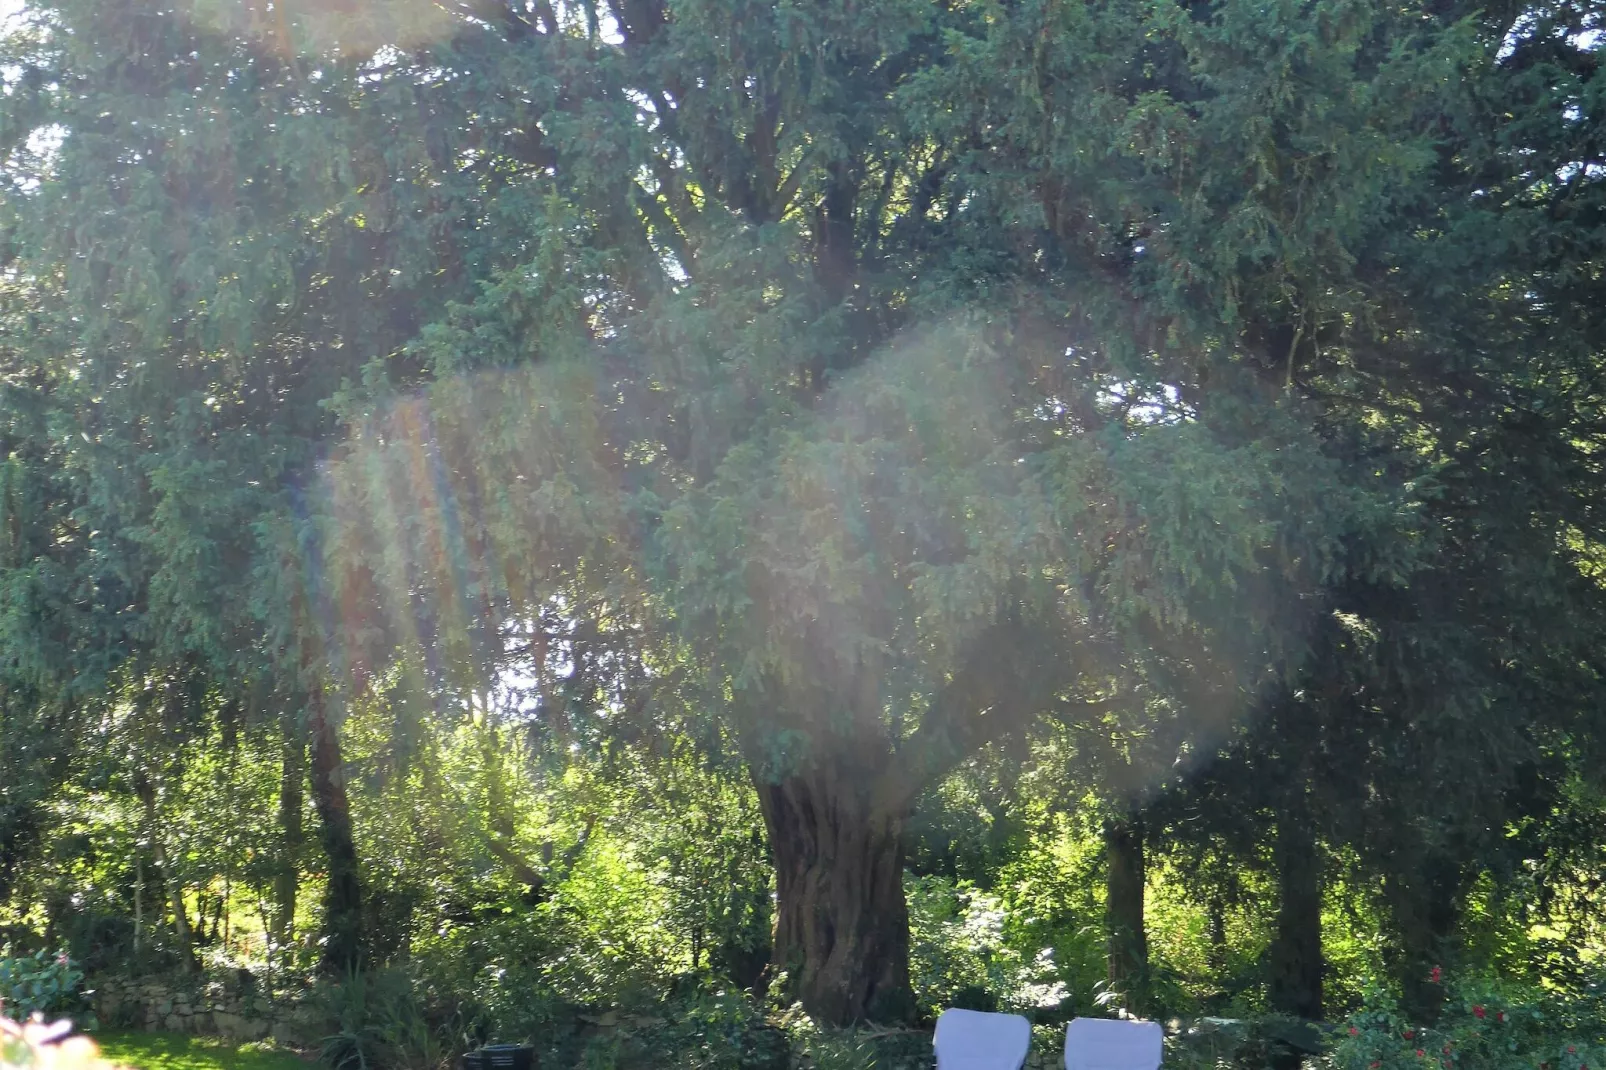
[[1167, 1015, 1327, 1070], [907, 875, 1067, 1017], [0, 953, 85, 1024], [1333, 977, 1606, 1070], [315, 968, 461, 1070], [782, 1013, 931, 1070], [576, 987, 788, 1070]]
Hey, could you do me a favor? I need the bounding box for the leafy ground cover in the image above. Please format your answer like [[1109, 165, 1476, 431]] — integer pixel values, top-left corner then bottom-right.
[[91, 1034, 309, 1070]]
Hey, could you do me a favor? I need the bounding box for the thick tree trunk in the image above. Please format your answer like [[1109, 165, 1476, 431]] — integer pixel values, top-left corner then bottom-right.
[[1386, 858, 1464, 1021], [307, 690, 365, 975], [273, 708, 305, 957], [1104, 813, 1148, 1012], [1267, 801, 1323, 1019], [757, 773, 913, 1025]]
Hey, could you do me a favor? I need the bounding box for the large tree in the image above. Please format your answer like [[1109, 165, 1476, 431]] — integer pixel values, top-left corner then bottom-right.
[[4, 0, 1605, 1026]]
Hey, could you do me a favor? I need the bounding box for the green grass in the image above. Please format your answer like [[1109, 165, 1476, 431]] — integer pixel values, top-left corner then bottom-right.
[[91, 1032, 311, 1070]]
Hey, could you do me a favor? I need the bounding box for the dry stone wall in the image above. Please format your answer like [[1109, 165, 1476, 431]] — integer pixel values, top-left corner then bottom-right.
[[90, 973, 324, 1047]]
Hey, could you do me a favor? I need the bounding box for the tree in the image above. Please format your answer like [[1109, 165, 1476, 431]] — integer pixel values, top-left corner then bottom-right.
[[3, 0, 1605, 1028]]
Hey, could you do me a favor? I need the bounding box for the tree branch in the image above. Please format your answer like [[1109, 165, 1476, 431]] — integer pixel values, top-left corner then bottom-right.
[[874, 616, 1090, 814]]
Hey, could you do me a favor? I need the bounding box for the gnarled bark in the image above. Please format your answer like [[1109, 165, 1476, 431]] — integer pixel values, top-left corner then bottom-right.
[[741, 618, 1074, 1025], [757, 771, 913, 1025]]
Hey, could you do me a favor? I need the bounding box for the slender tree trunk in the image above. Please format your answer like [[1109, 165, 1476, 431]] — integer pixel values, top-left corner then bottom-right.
[[307, 690, 364, 975], [1207, 891, 1228, 973], [1104, 812, 1148, 1012], [0, 821, 28, 906], [156, 835, 195, 971], [1267, 799, 1323, 1019], [136, 773, 195, 971], [134, 852, 144, 957], [756, 771, 913, 1025], [273, 708, 305, 958]]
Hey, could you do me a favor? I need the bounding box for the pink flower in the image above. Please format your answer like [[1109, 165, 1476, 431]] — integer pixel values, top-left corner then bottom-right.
[[1350, 1028, 1360, 1036], [1430, 966, 1443, 984], [1418, 1051, 1427, 1059], [1473, 1007, 1486, 1019]]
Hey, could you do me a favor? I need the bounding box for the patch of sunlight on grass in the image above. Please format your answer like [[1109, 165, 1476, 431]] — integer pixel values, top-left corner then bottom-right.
[[91, 1032, 310, 1070]]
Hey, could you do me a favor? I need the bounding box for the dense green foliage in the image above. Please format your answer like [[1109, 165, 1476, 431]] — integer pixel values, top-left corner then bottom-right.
[[1331, 978, 1606, 1070], [0, 951, 83, 1023], [0, 0, 1604, 1055]]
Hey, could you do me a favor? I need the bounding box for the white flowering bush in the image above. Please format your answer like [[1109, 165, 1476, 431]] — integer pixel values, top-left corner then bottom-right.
[[906, 875, 1068, 1015]]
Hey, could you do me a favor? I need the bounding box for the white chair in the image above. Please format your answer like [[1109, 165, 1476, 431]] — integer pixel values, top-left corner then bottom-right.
[[1063, 1017, 1164, 1070], [933, 1008, 1033, 1070]]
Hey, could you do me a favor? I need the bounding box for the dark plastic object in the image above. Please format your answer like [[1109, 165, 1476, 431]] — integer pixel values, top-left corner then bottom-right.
[[463, 1044, 536, 1070]]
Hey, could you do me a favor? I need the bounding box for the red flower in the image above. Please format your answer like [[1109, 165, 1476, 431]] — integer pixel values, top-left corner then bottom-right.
[[1473, 1007, 1486, 1019], [1418, 1051, 1427, 1059], [1405, 1030, 1416, 1040], [1568, 1048, 1577, 1055], [1350, 1028, 1359, 1037], [1430, 966, 1444, 984], [1498, 1013, 1507, 1023]]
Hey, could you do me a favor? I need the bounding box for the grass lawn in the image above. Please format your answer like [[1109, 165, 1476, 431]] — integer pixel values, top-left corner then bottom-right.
[[91, 1033, 312, 1070]]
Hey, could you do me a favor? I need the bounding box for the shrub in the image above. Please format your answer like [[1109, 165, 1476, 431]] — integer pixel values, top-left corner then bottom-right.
[[783, 1013, 930, 1070], [0, 953, 84, 1024], [1333, 977, 1606, 1070], [1166, 1015, 1327, 1070], [906, 875, 1068, 1017], [315, 968, 460, 1070], [558, 985, 789, 1070]]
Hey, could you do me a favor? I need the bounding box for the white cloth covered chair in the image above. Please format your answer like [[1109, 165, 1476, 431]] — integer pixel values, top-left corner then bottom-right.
[[1062, 1017, 1164, 1070], [933, 1008, 1033, 1070]]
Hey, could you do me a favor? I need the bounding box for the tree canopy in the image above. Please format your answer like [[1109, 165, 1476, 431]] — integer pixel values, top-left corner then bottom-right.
[[1, 0, 1604, 1032]]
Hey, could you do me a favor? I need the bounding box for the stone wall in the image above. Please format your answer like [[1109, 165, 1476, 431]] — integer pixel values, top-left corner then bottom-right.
[[91, 973, 325, 1047]]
